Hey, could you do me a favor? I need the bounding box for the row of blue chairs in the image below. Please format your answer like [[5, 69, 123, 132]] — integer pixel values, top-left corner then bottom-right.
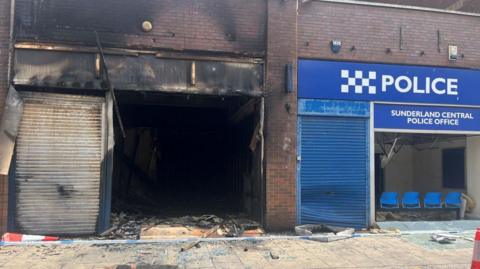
[[380, 192, 462, 209]]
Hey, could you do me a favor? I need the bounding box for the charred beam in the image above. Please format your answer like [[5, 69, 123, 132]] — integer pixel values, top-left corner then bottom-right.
[[229, 99, 259, 124], [94, 31, 126, 138]]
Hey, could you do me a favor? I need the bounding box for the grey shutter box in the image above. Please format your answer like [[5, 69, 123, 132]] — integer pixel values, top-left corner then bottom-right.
[[298, 116, 369, 229], [15, 92, 105, 235]]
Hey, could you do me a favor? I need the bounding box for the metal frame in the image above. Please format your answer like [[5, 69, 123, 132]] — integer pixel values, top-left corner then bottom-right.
[[97, 92, 114, 233], [369, 102, 375, 226], [7, 151, 16, 231]]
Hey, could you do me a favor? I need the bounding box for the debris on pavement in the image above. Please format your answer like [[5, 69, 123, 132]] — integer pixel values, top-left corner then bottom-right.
[[269, 251, 279, 259], [180, 225, 220, 252], [431, 233, 457, 244], [376, 211, 457, 221], [368, 227, 401, 235], [99, 225, 118, 237], [430, 233, 474, 244], [295, 224, 354, 242]]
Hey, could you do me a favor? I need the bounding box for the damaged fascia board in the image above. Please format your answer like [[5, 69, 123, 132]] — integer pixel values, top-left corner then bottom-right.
[[14, 43, 264, 63], [0, 87, 24, 175]]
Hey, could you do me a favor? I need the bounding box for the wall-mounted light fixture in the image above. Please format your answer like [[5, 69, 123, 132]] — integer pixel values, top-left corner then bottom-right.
[[142, 21, 153, 32]]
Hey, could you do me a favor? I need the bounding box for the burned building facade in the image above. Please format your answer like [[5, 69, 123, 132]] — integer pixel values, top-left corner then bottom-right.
[[1, 0, 480, 235]]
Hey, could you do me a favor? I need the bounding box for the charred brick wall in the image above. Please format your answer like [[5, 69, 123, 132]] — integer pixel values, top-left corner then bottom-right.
[[0, 0, 10, 234], [299, 1, 480, 68], [264, 0, 297, 231], [14, 0, 266, 55]]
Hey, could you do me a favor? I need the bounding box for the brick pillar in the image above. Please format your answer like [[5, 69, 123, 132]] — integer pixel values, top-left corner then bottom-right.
[[0, 0, 11, 234], [264, 0, 298, 231]]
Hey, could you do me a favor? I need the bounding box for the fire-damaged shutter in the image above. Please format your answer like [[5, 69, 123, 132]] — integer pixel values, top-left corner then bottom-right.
[[297, 100, 370, 229], [14, 92, 105, 235]]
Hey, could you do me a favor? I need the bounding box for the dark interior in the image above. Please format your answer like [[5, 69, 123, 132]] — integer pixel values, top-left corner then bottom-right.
[[111, 92, 262, 220]]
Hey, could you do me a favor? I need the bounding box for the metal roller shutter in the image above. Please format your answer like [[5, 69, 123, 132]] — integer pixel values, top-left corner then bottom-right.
[[298, 116, 369, 229], [15, 92, 105, 235]]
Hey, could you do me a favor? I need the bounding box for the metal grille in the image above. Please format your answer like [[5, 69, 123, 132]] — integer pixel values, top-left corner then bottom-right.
[[15, 92, 105, 235], [298, 116, 369, 229]]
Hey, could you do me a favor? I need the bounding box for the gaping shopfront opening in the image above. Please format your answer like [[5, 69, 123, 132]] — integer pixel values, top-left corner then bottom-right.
[[297, 60, 480, 229]]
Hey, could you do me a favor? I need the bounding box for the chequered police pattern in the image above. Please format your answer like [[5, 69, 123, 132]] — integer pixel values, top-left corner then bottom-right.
[[341, 70, 377, 94]]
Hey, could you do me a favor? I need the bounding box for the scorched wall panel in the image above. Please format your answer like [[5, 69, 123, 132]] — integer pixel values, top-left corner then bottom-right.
[[14, 0, 266, 55]]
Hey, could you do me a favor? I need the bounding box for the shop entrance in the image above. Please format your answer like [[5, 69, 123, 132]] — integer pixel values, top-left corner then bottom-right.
[[109, 92, 264, 237], [374, 132, 475, 222]]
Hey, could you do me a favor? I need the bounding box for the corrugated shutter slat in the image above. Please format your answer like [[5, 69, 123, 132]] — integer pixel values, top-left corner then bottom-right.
[[15, 92, 104, 235], [299, 116, 368, 229]]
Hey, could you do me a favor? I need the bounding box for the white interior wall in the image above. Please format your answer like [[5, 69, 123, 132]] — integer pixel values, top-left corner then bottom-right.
[[467, 136, 480, 218], [412, 139, 466, 194], [383, 146, 413, 194], [381, 137, 467, 196]]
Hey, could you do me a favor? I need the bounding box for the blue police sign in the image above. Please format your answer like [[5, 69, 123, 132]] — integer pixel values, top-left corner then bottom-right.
[[374, 103, 480, 132], [298, 60, 480, 106]]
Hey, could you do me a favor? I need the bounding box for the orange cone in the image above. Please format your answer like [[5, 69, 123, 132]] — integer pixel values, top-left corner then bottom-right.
[[471, 228, 480, 269], [1, 233, 59, 242]]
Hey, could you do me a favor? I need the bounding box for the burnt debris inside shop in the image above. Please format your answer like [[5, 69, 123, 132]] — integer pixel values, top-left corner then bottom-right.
[[111, 92, 263, 228]]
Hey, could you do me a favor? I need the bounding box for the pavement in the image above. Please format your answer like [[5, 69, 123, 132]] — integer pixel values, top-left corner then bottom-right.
[[0, 234, 474, 269]]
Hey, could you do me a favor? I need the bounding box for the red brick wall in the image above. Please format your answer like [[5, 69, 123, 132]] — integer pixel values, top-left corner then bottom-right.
[[264, 0, 297, 231], [0, 0, 10, 234], [14, 0, 266, 55], [299, 1, 480, 69]]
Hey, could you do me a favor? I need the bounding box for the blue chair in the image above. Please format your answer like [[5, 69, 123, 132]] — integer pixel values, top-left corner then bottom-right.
[[380, 192, 399, 208], [445, 192, 462, 208], [424, 192, 442, 208], [402, 192, 421, 208]]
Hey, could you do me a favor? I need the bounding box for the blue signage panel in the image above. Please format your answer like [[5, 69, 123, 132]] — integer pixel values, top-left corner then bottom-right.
[[374, 104, 480, 132], [298, 60, 480, 106]]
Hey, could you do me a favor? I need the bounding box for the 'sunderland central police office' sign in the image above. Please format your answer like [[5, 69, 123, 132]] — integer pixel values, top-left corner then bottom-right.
[[298, 60, 480, 132], [374, 104, 480, 132]]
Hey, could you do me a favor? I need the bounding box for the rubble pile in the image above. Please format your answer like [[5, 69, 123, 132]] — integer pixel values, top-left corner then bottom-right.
[[100, 212, 264, 240], [376, 210, 456, 222]]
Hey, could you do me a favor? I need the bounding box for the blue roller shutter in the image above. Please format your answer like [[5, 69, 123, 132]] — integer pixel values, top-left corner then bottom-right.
[[298, 116, 369, 229]]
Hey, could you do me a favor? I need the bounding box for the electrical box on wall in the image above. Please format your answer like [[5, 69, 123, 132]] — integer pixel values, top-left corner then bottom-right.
[[449, 45, 458, 61]]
